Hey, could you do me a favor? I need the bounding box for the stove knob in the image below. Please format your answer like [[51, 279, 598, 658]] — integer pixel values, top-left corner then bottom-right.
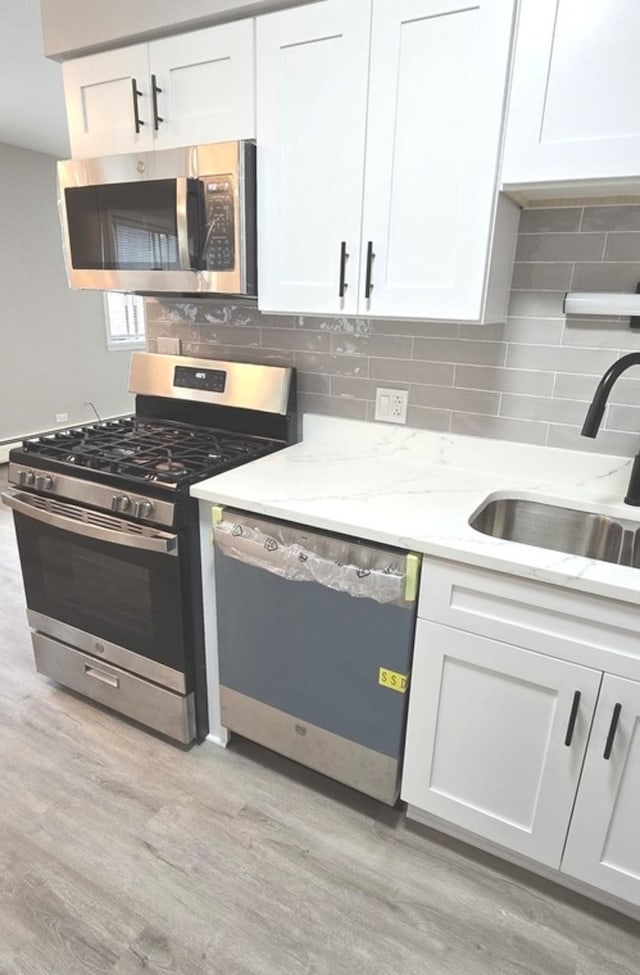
[[111, 494, 131, 514], [19, 470, 35, 487], [137, 501, 154, 520], [34, 475, 54, 492]]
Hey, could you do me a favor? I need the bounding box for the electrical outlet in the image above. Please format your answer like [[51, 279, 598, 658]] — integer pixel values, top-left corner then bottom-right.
[[374, 387, 409, 424], [157, 336, 181, 355], [55, 412, 69, 424]]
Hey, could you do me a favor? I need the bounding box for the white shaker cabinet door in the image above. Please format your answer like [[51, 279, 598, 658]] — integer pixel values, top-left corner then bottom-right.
[[63, 45, 152, 158], [402, 620, 602, 867], [150, 22, 256, 151], [562, 674, 640, 905], [256, 0, 371, 315], [360, 0, 516, 321], [503, 0, 640, 186]]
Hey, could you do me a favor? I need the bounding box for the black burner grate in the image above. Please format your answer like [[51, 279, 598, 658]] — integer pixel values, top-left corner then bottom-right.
[[20, 417, 281, 489]]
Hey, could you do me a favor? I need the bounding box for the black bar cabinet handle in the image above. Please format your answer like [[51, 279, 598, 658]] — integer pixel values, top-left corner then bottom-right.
[[131, 78, 144, 133], [564, 690, 581, 746], [364, 241, 375, 299], [151, 74, 163, 130], [338, 241, 349, 298], [603, 702, 622, 760]]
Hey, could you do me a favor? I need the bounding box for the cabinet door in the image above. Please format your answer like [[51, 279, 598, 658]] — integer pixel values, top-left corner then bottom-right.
[[402, 620, 602, 867], [503, 0, 640, 186], [256, 0, 371, 315], [360, 0, 516, 321], [150, 21, 255, 151], [63, 45, 152, 158], [562, 674, 640, 905]]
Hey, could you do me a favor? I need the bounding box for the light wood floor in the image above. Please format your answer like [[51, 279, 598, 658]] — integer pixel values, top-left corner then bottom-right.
[[0, 463, 638, 974]]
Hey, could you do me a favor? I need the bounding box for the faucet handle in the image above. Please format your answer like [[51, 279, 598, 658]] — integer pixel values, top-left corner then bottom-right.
[[624, 453, 640, 506]]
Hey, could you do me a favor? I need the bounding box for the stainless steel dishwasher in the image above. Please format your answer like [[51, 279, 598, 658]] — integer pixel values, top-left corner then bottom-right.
[[213, 507, 421, 804]]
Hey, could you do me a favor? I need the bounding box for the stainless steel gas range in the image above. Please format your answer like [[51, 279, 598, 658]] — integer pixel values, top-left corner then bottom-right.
[[2, 353, 297, 744]]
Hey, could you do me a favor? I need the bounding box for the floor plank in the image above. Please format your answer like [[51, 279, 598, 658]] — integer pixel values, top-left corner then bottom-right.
[[0, 462, 638, 974]]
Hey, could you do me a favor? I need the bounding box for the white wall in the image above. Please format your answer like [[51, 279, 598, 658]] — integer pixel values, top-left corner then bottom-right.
[[40, 0, 318, 59], [0, 142, 133, 449]]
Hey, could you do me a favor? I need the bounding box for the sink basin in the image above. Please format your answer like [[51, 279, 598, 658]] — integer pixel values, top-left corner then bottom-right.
[[470, 497, 640, 566]]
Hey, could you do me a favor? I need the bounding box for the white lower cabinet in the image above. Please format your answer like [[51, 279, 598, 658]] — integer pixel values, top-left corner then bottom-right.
[[562, 674, 640, 905], [402, 559, 640, 913], [402, 620, 601, 867]]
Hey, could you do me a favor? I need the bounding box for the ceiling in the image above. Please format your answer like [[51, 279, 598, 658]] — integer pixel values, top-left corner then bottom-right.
[[0, 0, 69, 158]]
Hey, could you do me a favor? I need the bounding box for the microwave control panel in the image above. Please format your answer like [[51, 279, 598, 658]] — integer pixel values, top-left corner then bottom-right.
[[202, 176, 235, 272]]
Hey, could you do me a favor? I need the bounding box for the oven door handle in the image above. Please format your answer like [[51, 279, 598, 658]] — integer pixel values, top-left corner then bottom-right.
[[1, 490, 179, 557]]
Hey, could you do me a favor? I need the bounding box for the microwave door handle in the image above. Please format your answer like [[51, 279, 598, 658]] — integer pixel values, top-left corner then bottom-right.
[[176, 177, 191, 270], [1, 489, 178, 557]]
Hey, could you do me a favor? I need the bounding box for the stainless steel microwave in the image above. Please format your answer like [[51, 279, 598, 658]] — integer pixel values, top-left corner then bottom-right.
[[57, 140, 256, 297]]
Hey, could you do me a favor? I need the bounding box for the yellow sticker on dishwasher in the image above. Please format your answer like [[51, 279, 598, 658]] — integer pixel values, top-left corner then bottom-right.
[[378, 668, 409, 693]]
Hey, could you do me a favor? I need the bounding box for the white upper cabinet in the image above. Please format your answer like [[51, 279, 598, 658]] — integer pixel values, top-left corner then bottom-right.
[[147, 24, 255, 152], [562, 674, 640, 905], [63, 45, 152, 157], [256, 1, 371, 316], [361, 0, 518, 321], [63, 21, 255, 158], [257, 0, 519, 322], [502, 0, 640, 189]]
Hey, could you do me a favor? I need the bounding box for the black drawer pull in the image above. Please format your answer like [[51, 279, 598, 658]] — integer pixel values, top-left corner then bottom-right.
[[131, 78, 144, 133], [364, 241, 375, 299], [151, 74, 163, 130], [603, 702, 622, 760], [564, 690, 581, 746], [338, 241, 349, 298]]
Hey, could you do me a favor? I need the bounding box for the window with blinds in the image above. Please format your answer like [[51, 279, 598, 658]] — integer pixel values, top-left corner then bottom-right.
[[104, 293, 146, 350], [113, 218, 178, 269]]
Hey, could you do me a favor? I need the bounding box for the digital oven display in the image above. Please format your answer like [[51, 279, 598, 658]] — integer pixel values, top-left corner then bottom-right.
[[173, 366, 227, 393]]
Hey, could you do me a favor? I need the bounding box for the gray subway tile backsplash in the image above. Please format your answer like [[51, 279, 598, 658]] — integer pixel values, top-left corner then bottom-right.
[[450, 413, 548, 446], [605, 405, 640, 434], [571, 261, 640, 291], [510, 262, 574, 291], [580, 204, 640, 233], [454, 364, 555, 397], [500, 393, 588, 427], [507, 290, 567, 318], [411, 385, 501, 415], [505, 343, 618, 375], [603, 232, 640, 262], [518, 207, 583, 234], [553, 371, 640, 411], [547, 424, 640, 457], [368, 358, 454, 386], [146, 204, 640, 458], [514, 232, 605, 263], [413, 336, 507, 366]]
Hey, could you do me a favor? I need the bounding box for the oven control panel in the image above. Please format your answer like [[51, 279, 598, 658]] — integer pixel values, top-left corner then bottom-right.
[[8, 464, 175, 528], [174, 366, 227, 394]]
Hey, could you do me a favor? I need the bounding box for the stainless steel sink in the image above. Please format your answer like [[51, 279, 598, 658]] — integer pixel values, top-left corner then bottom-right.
[[470, 497, 640, 567]]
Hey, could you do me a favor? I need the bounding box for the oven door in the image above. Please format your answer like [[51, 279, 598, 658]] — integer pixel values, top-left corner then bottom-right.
[[3, 490, 190, 692]]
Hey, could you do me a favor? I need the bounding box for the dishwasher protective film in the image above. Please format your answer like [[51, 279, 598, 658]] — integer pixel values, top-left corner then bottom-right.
[[213, 511, 413, 605]]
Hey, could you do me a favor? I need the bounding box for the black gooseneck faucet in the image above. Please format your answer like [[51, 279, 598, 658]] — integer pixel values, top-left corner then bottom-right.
[[581, 351, 640, 505]]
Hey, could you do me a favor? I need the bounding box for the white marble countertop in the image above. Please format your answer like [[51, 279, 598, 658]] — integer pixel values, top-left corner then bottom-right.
[[191, 415, 640, 605]]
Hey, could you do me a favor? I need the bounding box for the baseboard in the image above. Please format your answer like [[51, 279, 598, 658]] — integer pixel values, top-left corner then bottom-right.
[[205, 732, 229, 748], [0, 441, 20, 464]]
